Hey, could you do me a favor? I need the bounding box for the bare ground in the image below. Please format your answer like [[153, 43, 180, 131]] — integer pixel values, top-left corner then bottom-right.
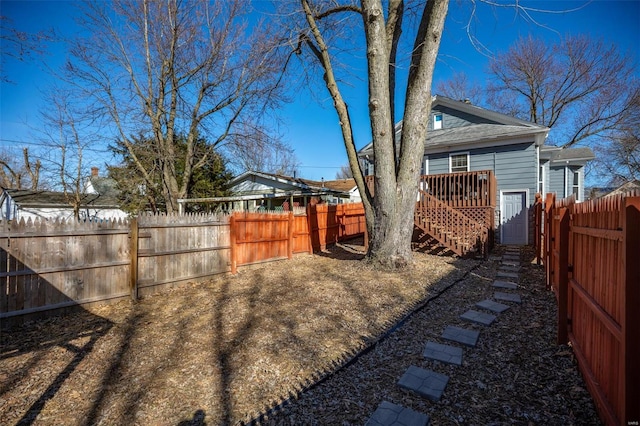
[[0, 242, 600, 425]]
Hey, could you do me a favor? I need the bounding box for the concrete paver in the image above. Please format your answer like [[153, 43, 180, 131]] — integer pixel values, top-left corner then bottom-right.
[[365, 401, 430, 426], [461, 309, 497, 325], [476, 299, 510, 313], [441, 325, 480, 347], [496, 270, 519, 280], [494, 292, 522, 303], [492, 280, 518, 290], [398, 366, 449, 401], [423, 341, 463, 366]]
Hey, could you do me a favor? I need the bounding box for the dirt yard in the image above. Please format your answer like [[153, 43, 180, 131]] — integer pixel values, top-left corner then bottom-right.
[[0, 242, 600, 425]]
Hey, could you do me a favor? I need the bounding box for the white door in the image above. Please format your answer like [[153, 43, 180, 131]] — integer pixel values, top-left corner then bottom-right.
[[501, 191, 527, 245]]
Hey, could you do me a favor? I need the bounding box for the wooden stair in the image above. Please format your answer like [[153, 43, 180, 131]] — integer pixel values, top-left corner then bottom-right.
[[414, 190, 489, 257]]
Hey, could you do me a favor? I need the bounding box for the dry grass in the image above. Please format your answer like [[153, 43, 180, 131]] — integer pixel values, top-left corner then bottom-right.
[[1, 242, 474, 425]]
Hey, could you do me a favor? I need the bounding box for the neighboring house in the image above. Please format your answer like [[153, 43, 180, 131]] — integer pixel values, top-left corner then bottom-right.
[[0, 188, 128, 222], [358, 95, 594, 246], [84, 167, 120, 197], [177, 171, 359, 213], [603, 180, 640, 197]]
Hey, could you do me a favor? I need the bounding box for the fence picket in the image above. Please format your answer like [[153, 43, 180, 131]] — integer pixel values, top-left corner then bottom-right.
[[533, 191, 640, 425]]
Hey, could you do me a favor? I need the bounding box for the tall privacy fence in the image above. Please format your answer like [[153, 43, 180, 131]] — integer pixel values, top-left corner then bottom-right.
[[533, 191, 639, 426], [1, 203, 366, 327]]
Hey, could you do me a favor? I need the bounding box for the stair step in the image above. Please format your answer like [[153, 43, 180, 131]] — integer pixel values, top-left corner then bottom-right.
[[398, 366, 449, 401]]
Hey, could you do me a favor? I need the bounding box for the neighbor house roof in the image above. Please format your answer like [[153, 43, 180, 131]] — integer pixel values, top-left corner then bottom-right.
[[319, 178, 357, 192], [228, 171, 351, 197], [1, 188, 121, 209], [541, 146, 595, 164]]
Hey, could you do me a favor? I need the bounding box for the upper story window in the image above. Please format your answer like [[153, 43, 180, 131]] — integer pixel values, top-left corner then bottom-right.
[[433, 113, 443, 130], [449, 153, 469, 173]]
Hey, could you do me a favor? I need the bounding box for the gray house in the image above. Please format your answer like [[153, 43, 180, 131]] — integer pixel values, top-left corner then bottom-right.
[[358, 96, 594, 246]]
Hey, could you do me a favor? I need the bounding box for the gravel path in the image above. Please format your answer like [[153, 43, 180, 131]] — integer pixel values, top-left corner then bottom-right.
[[263, 246, 602, 425]]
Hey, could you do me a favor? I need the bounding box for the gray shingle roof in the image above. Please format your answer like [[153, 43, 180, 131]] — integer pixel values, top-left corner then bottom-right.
[[4, 189, 121, 208], [549, 147, 595, 162], [424, 123, 547, 149]]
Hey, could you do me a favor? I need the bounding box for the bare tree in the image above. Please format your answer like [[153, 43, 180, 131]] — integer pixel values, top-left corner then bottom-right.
[[0, 15, 56, 83], [63, 0, 285, 213], [223, 123, 300, 176], [594, 94, 640, 183], [0, 148, 41, 189], [37, 88, 100, 219], [290, 0, 449, 267], [435, 72, 483, 105], [487, 35, 639, 147], [335, 164, 353, 179]]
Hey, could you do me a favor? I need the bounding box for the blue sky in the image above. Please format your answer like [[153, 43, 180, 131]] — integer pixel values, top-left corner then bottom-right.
[[1, 0, 639, 182]]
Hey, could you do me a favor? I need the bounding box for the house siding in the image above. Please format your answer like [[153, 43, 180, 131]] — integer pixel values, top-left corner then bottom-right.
[[548, 166, 565, 197], [425, 142, 537, 205]]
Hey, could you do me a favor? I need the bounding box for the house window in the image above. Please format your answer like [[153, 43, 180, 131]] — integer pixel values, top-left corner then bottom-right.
[[538, 164, 545, 195], [449, 153, 469, 173], [572, 170, 580, 200], [433, 113, 443, 130]]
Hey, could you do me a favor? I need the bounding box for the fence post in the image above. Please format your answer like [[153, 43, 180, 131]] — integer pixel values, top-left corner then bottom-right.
[[129, 217, 138, 301], [533, 193, 542, 265], [230, 214, 237, 274], [544, 192, 555, 290], [556, 206, 569, 345], [623, 197, 640, 424], [287, 211, 294, 260]]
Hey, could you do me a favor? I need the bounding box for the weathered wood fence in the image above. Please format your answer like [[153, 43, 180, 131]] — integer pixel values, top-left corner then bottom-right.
[[533, 191, 640, 426], [1, 203, 366, 326]]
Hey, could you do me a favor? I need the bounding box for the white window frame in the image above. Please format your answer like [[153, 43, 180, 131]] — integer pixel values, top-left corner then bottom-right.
[[538, 163, 546, 196], [423, 156, 429, 175], [433, 113, 443, 130], [572, 169, 580, 201], [449, 152, 470, 173]]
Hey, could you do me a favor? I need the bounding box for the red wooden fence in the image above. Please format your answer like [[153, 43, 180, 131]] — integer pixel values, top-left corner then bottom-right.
[[533, 191, 640, 426], [230, 203, 366, 273]]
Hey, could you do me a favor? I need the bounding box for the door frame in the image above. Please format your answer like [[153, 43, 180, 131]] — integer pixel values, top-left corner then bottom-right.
[[500, 189, 529, 244]]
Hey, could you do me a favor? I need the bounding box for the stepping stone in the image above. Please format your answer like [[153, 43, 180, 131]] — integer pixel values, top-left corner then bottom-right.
[[461, 309, 497, 325], [488, 255, 501, 262], [365, 401, 430, 426], [476, 299, 510, 313], [494, 292, 522, 303], [502, 255, 520, 262], [398, 366, 449, 401], [493, 280, 518, 290], [423, 341, 463, 366], [500, 264, 521, 272], [501, 260, 520, 266], [441, 325, 480, 347], [496, 270, 519, 280]]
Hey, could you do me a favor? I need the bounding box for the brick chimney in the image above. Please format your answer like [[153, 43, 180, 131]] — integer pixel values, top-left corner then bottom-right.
[[91, 167, 99, 177]]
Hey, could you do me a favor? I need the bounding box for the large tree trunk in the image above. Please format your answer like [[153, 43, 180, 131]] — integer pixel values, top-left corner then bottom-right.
[[299, 0, 448, 268], [364, 0, 448, 268]]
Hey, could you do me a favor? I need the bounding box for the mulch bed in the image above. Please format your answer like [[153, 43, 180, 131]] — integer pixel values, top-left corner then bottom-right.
[[0, 243, 601, 425]]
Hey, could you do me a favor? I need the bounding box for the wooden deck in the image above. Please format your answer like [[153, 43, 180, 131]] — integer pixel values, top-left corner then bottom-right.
[[366, 170, 497, 256]]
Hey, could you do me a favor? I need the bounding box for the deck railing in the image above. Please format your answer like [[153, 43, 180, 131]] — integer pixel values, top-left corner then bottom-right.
[[419, 170, 496, 208], [364, 170, 497, 208]]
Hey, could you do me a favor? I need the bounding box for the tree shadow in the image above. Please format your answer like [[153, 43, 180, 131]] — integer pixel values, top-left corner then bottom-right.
[[1, 309, 113, 425]]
